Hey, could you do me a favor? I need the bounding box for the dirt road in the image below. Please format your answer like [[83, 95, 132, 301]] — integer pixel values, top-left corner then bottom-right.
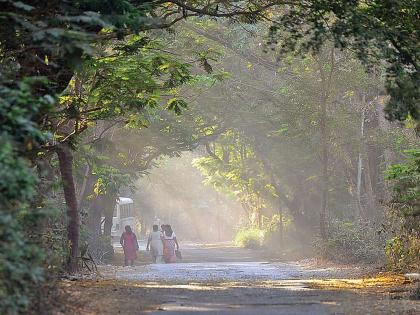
[[62, 243, 420, 314]]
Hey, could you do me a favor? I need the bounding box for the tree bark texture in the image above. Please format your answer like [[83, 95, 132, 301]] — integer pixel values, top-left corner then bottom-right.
[[103, 194, 117, 237], [56, 144, 79, 273]]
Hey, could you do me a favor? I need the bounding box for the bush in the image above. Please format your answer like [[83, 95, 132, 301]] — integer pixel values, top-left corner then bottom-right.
[[385, 235, 420, 271], [86, 234, 114, 263], [80, 225, 114, 265], [0, 77, 55, 314], [234, 228, 264, 249], [0, 213, 44, 314], [385, 149, 420, 272], [0, 142, 46, 314], [315, 220, 385, 263]]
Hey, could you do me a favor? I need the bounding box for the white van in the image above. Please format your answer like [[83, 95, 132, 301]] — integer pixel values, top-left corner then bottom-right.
[[111, 197, 136, 240]]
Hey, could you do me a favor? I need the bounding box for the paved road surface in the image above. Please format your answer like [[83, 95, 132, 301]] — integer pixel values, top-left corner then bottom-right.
[[96, 242, 419, 314]]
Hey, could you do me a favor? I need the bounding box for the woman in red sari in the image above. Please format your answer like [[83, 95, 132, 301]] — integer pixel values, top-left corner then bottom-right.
[[162, 225, 179, 263], [120, 225, 139, 266]]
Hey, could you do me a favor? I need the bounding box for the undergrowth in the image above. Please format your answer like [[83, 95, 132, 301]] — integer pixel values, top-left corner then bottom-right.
[[315, 220, 386, 264]]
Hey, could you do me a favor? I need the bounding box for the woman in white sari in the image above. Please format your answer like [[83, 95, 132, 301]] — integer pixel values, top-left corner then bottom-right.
[[146, 225, 163, 263]]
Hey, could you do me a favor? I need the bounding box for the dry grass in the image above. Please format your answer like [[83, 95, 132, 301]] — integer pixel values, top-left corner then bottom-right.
[[307, 273, 412, 290]]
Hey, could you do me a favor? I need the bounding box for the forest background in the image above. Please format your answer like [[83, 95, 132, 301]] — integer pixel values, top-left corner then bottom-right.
[[0, 1, 418, 314]]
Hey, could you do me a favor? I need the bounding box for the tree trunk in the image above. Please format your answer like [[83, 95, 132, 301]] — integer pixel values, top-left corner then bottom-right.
[[240, 202, 252, 224], [278, 209, 284, 246], [257, 209, 263, 229], [88, 197, 103, 237], [103, 194, 117, 238], [319, 94, 328, 240], [256, 148, 316, 232], [374, 95, 395, 202], [356, 108, 365, 217], [56, 144, 79, 273], [316, 48, 335, 240], [77, 164, 91, 210], [363, 153, 377, 216], [358, 94, 377, 217]]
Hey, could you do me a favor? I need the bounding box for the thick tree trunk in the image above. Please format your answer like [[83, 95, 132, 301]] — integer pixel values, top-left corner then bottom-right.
[[103, 212, 113, 238], [56, 144, 79, 273], [103, 194, 117, 237]]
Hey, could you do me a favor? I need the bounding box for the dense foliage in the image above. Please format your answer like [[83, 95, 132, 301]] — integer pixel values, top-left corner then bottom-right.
[[385, 149, 420, 270], [0, 78, 52, 313], [268, 0, 420, 122]]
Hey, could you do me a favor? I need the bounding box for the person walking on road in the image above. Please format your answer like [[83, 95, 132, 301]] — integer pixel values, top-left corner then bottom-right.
[[146, 224, 164, 263], [162, 225, 179, 263], [120, 225, 139, 266]]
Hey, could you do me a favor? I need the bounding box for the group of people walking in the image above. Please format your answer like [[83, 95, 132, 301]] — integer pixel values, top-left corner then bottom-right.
[[119, 224, 180, 266], [146, 224, 179, 263]]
